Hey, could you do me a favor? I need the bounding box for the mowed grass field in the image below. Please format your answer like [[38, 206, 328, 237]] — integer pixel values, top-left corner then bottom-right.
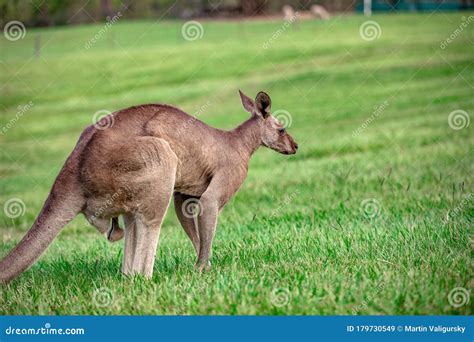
[[0, 13, 473, 315]]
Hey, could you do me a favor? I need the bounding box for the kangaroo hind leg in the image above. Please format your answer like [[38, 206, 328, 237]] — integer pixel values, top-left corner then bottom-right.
[[120, 137, 178, 278]]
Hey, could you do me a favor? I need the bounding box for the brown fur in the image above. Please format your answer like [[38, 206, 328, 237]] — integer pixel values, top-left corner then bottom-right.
[[0, 90, 297, 282]]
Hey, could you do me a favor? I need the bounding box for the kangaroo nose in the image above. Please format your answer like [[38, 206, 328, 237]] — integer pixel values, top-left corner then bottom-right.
[[294, 143, 298, 150]]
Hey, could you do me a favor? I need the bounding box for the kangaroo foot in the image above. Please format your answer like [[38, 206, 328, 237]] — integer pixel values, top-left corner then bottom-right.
[[107, 217, 124, 242], [195, 260, 211, 272]]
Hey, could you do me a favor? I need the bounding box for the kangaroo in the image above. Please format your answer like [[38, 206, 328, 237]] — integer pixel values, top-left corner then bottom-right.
[[107, 217, 123, 242], [0, 90, 298, 283]]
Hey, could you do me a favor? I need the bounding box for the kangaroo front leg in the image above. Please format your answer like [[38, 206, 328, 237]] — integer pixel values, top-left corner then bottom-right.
[[195, 197, 219, 271], [195, 173, 238, 271], [173, 192, 200, 256]]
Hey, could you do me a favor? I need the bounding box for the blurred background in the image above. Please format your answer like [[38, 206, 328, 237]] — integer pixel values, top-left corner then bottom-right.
[[1, 0, 473, 26], [0, 1, 472, 315]]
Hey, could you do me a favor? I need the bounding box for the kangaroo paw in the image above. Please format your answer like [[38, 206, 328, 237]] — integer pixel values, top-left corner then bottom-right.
[[195, 260, 211, 272]]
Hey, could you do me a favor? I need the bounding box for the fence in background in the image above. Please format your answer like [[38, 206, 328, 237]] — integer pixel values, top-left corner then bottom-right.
[[356, 0, 473, 13]]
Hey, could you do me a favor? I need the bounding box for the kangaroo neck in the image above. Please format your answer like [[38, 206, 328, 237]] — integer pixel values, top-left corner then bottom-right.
[[226, 117, 262, 163]]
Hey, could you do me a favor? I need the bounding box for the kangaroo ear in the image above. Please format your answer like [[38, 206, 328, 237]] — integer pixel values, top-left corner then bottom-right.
[[255, 91, 271, 118], [239, 90, 255, 113]]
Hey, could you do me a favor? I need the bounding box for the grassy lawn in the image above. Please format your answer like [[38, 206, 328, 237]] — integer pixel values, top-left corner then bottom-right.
[[0, 13, 472, 315]]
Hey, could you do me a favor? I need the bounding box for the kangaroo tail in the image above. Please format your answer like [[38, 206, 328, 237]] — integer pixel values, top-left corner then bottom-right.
[[0, 178, 84, 283], [1, 133, 94, 284]]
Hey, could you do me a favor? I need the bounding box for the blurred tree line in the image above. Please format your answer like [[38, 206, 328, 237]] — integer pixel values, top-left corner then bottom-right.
[[0, 0, 356, 27]]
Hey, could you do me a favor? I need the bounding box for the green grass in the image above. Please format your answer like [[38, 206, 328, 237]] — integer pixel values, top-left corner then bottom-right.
[[0, 13, 472, 315]]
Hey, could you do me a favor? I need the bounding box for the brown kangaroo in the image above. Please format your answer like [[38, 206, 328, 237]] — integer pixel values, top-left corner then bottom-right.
[[0, 90, 298, 283]]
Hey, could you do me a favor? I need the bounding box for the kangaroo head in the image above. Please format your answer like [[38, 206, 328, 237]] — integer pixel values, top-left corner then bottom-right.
[[239, 90, 298, 155]]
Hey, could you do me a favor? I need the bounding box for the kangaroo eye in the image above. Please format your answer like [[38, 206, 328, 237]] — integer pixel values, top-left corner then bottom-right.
[[278, 128, 286, 135]]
